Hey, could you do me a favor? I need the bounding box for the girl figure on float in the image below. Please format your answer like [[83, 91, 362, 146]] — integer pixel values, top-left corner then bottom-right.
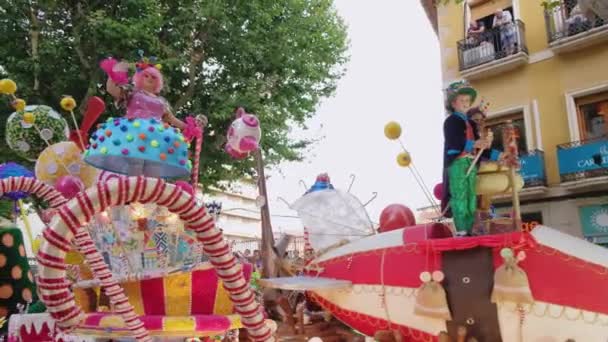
[[85, 51, 205, 179]]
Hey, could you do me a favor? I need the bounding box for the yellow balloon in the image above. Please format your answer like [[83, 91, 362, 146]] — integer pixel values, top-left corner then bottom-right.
[[35, 141, 99, 188], [0, 79, 17, 95], [60, 96, 77, 111], [397, 152, 412, 167], [12, 99, 26, 112], [384, 121, 402, 140]]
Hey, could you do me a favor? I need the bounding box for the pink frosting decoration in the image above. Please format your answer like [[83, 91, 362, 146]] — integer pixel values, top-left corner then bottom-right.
[[239, 136, 259, 152], [183, 116, 203, 142], [243, 115, 259, 127], [126, 91, 167, 119], [225, 145, 248, 159]]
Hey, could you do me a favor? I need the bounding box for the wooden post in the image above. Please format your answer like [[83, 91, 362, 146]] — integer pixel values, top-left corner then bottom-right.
[[254, 149, 277, 278], [502, 120, 522, 231]]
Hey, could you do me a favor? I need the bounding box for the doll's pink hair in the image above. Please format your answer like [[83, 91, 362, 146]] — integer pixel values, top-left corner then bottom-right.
[[133, 67, 164, 94]]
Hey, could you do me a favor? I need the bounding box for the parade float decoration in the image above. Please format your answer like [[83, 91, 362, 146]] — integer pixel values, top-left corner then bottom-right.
[[225, 107, 262, 159], [0, 225, 38, 335], [1, 56, 275, 341], [289, 174, 376, 254], [261, 98, 608, 341], [5, 105, 70, 162]]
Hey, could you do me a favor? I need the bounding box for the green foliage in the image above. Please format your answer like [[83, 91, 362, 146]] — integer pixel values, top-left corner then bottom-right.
[[541, 1, 561, 10], [0, 201, 14, 221], [0, 0, 348, 187]]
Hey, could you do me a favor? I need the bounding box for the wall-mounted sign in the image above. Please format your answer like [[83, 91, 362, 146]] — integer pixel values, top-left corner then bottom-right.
[[520, 153, 545, 183], [557, 139, 607, 176], [579, 204, 608, 237]]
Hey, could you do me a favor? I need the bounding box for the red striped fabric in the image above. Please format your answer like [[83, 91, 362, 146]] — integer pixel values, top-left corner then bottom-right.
[[140, 277, 166, 315]]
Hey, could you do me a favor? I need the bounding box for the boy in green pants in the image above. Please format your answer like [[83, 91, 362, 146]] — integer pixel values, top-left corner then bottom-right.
[[440, 81, 504, 236]]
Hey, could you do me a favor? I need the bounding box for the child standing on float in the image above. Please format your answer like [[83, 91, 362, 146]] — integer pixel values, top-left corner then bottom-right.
[[441, 82, 505, 236]]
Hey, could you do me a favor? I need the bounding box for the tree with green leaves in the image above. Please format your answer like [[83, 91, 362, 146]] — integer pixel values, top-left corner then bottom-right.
[[0, 0, 348, 187]]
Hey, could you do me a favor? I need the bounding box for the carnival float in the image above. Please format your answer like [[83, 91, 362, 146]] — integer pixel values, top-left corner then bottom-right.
[[261, 82, 608, 342], [0, 51, 606, 342], [0, 53, 273, 342]]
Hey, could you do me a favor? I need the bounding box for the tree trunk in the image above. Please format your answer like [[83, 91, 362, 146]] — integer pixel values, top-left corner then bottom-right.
[[29, 5, 40, 95]]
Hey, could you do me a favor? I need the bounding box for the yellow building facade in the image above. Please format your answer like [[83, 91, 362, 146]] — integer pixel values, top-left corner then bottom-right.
[[422, 0, 608, 242]]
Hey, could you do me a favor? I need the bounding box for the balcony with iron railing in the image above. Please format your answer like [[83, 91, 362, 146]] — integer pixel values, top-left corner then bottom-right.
[[544, 0, 608, 53], [457, 19, 528, 80], [557, 135, 608, 187]]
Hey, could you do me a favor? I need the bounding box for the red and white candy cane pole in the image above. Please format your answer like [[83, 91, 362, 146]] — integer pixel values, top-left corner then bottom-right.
[[184, 115, 205, 192], [0, 176, 153, 340], [191, 133, 203, 190], [37, 176, 274, 341]]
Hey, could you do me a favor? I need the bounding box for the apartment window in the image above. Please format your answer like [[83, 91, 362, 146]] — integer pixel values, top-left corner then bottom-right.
[[575, 92, 608, 140], [468, 0, 514, 21], [486, 112, 527, 154]]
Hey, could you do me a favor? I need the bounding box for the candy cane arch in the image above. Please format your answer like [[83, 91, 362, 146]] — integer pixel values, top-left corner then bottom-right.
[[37, 176, 274, 342], [0, 177, 154, 341]]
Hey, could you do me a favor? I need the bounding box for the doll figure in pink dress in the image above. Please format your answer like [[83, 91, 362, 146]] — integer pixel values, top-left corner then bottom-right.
[[101, 56, 206, 131], [84, 56, 205, 179]]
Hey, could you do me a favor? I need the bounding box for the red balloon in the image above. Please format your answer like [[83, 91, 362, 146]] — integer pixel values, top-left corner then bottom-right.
[[175, 181, 194, 196], [55, 175, 84, 200], [379, 204, 416, 233], [433, 183, 443, 201]]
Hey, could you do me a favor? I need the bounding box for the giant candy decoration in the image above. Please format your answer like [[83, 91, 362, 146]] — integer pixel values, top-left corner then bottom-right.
[[0, 163, 34, 201], [84, 117, 192, 178], [225, 107, 261, 159], [35, 141, 98, 188], [5, 105, 69, 161], [0, 227, 38, 334]]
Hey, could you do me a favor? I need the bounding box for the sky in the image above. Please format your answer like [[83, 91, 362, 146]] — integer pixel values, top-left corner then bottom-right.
[[266, 0, 446, 235]]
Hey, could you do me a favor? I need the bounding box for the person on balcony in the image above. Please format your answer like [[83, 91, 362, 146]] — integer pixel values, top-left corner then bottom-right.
[[492, 9, 517, 56], [566, 4, 591, 36], [441, 81, 505, 237], [467, 20, 486, 47]]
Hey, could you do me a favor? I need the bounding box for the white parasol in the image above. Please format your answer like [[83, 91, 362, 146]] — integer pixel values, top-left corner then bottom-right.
[[291, 175, 375, 252]]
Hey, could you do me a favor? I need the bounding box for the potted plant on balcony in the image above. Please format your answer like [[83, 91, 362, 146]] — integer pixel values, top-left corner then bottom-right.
[[542, 0, 566, 39]]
